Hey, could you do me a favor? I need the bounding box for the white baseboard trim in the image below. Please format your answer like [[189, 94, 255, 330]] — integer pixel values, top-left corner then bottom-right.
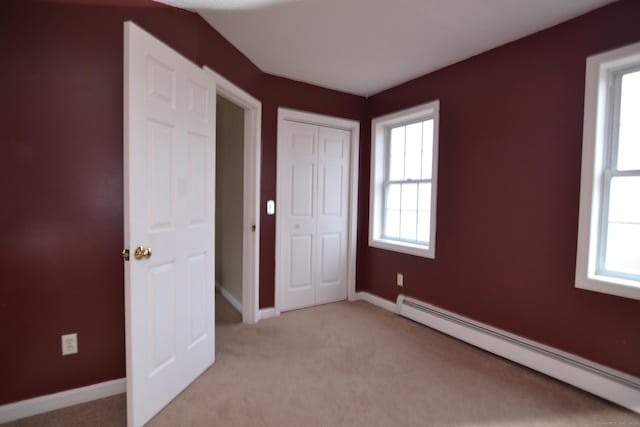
[[215, 282, 242, 314], [0, 378, 126, 424], [258, 307, 276, 320], [392, 293, 640, 414], [353, 291, 398, 313]]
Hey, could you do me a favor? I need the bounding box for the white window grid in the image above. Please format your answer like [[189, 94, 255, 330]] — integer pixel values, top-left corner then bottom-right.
[[382, 117, 433, 246], [597, 64, 640, 282]]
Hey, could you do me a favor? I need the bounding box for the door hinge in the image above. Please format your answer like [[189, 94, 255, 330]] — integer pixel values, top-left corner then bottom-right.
[[251, 224, 256, 232], [122, 249, 130, 261]]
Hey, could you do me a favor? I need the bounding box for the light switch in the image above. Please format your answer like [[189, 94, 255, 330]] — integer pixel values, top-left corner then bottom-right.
[[267, 200, 275, 215]]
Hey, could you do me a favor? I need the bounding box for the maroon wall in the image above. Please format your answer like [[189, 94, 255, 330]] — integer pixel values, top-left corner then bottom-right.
[[2, 0, 639, 408], [0, 0, 365, 404], [258, 74, 367, 307], [361, 0, 640, 377]]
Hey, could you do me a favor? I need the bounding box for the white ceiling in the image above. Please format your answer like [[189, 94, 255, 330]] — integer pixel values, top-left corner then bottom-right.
[[156, 0, 616, 96]]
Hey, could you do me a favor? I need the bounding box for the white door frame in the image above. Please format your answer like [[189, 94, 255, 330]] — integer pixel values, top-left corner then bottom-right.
[[275, 108, 360, 316], [204, 67, 262, 324]]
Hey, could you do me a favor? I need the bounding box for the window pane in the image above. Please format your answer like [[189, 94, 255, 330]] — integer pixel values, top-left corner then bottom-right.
[[604, 223, 640, 277], [401, 183, 418, 211], [384, 209, 400, 239], [389, 127, 405, 180], [417, 211, 430, 244], [386, 183, 401, 210], [604, 176, 640, 277], [608, 176, 640, 223], [400, 210, 417, 241], [405, 122, 422, 180], [617, 70, 640, 171], [418, 183, 431, 212], [421, 119, 434, 179]]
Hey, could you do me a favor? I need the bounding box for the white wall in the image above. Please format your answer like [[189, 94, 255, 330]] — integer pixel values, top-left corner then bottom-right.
[[215, 96, 244, 305]]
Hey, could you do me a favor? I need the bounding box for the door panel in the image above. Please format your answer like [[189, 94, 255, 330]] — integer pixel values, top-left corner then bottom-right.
[[322, 165, 343, 216], [148, 263, 176, 376], [148, 121, 175, 229], [290, 234, 314, 289], [278, 121, 350, 311], [187, 134, 208, 225], [279, 122, 317, 310], [320, 233, 340, 284], [291, 163, 315, 216], [124, 22, 215, 427], [187, 253, 207, 347], [315, 126, 350, 304]]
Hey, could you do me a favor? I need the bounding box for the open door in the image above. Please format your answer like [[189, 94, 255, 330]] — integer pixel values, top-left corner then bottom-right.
[[124, 22, 216, 427]]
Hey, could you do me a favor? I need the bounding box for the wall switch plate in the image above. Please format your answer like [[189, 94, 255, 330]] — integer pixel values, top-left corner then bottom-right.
[[266, 200, 275, 215], [397, 273, 404, 287], [61, 333, 78, 356]]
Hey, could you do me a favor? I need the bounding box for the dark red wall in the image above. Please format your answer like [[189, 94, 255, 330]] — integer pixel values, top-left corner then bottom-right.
[[0, 0, 364, 405], [360, 0, 640, 377], [258, 74, 366, 307], [2, 0, 639, 408]]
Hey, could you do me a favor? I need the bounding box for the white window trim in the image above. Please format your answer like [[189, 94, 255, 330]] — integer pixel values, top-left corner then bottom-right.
[[576, 41, 640, 301], [369, 100, 440, 258]]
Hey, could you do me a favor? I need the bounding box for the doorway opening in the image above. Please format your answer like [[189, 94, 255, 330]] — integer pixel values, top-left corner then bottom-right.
[[205, 66, 262, 325], [215, 95, 245, 325]]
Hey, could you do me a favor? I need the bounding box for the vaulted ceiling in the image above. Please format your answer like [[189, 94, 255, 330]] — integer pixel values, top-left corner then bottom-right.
[[155, 0, 616, 96]]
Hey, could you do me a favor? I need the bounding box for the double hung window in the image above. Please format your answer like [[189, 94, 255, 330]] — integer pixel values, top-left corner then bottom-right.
[[576, 41, 640, 300], [369, 101, 439, 258]]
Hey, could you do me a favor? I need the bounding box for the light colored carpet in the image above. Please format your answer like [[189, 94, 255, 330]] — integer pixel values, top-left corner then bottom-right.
[[5, 299, 639, 426], [214, 289, 243, 326]]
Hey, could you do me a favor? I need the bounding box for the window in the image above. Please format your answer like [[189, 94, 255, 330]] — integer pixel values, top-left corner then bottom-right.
[[576, 41, 640, 300], [369, 101, 439, 258]]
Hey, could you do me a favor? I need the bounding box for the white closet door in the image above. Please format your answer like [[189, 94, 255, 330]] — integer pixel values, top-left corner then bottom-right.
[[278, 121, 350, 312], [280, 121, 319, 311], [315, 126, 350, 305]]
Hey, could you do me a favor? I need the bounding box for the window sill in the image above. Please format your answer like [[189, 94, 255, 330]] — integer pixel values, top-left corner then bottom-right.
[[576, 274, 640, 301], [369, 238, 434, 259]]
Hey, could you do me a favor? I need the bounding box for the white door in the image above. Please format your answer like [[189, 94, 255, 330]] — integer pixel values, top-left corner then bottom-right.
[[315, 126, 350, 305], [278, 121, 350, 312], [124, 22, 216, 427]]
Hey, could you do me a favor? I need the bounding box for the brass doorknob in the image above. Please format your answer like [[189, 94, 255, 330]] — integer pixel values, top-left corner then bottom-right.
[[134, 246, 152, 260]]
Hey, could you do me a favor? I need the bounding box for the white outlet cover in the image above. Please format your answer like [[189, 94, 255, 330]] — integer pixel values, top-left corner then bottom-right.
[[61, 333, 78, 356], [397, 273, 404, 287]]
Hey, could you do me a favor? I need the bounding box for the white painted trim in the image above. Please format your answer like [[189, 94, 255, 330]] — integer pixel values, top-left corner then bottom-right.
[[204, 66, 263, 322], [353, 291, 398, 313], [275, 108, 360, 313], [347, 121, 360, 304], [575, 41, 640, 301], [0, 378, 126, 424], [392, 294, 640, 414], [215, 282, 242, 314], [369, 101, 440, 259], [258, 307, 276, 321]]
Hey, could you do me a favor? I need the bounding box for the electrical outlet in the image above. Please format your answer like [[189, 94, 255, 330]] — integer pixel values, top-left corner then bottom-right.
[[61, 333, 78, 356], [397, 273, 404, 287]]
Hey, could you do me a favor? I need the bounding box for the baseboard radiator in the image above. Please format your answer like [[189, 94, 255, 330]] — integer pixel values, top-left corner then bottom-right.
[[396, 294, 640, 414]]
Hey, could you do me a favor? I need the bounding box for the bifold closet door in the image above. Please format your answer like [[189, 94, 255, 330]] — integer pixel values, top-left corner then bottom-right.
[[314, 126, 350, 305], [279, 121, 350, 312], [280, 121, 318, 310]]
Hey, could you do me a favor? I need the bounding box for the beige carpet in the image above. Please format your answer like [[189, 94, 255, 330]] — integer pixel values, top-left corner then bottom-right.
[[5, 299, 639, 426]]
